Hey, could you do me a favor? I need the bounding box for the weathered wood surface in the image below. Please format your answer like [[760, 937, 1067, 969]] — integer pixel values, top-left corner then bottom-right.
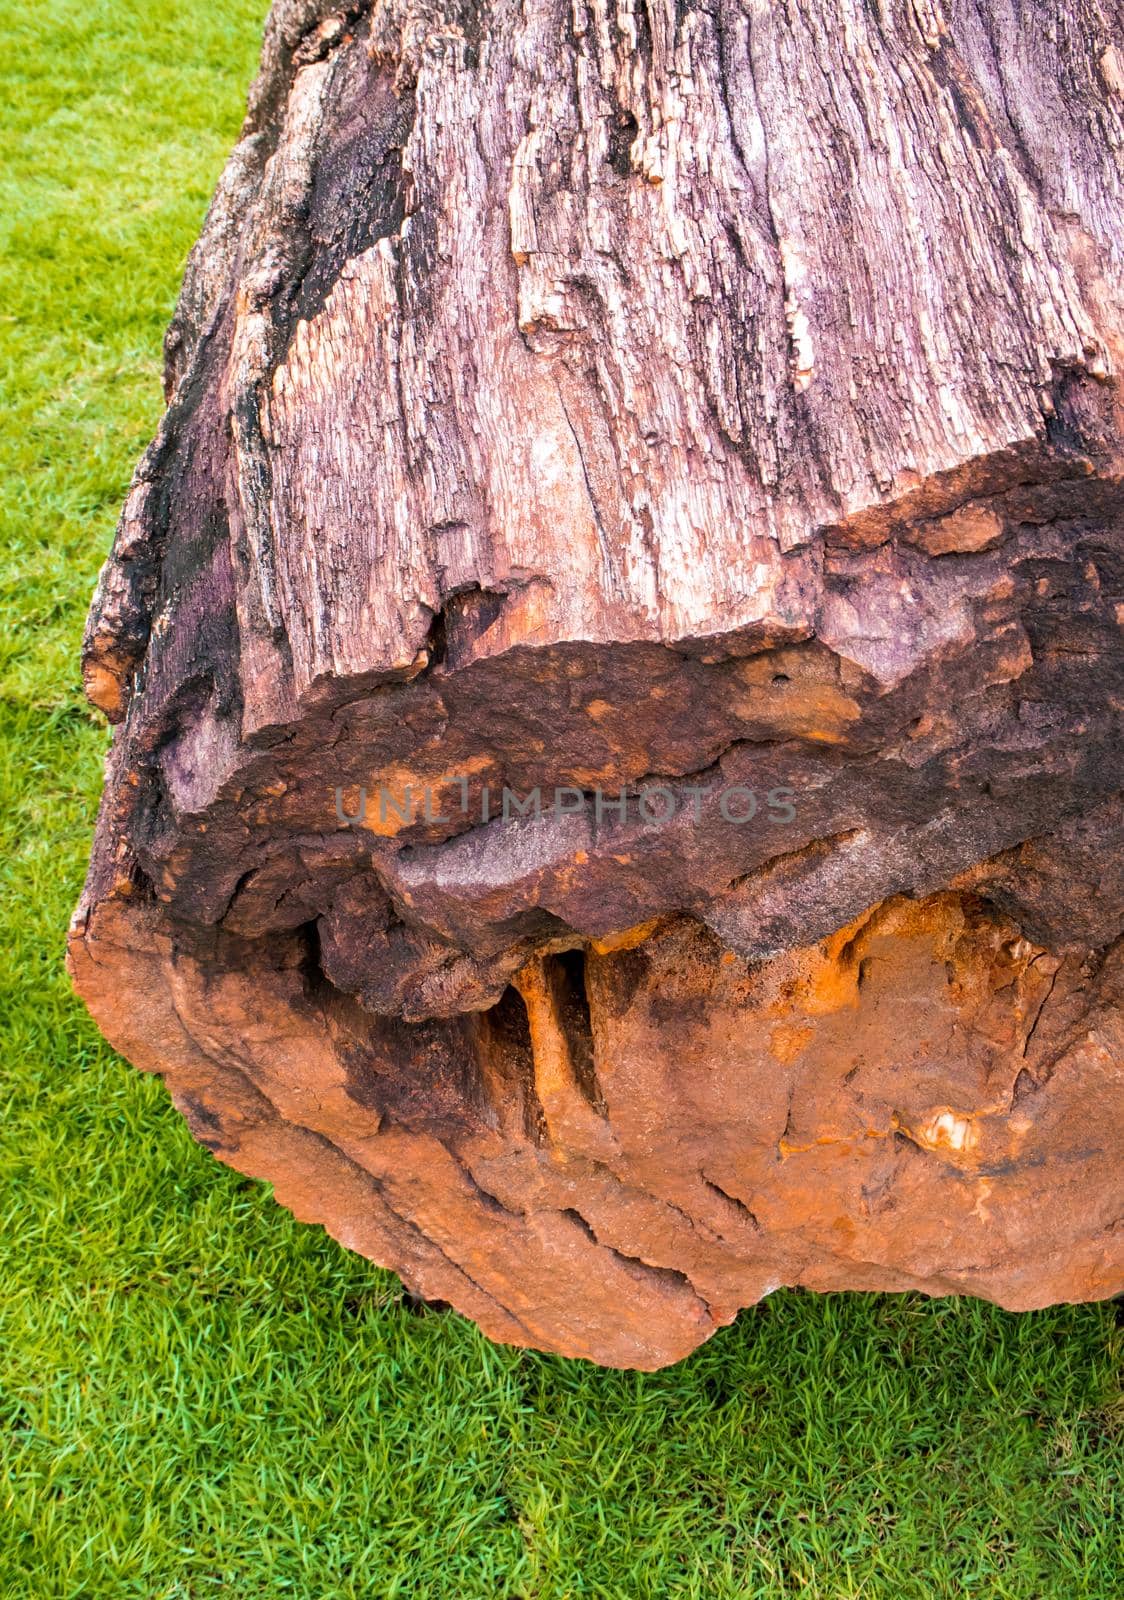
[[70, 0, 1124, 1366]]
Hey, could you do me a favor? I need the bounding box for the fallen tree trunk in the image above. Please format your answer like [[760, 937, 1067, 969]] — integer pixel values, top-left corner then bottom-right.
[[69, 0, 1124, 1367]]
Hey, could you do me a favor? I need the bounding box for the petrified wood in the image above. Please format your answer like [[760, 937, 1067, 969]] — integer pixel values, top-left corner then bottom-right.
[[70, 0, 1124, 1367]]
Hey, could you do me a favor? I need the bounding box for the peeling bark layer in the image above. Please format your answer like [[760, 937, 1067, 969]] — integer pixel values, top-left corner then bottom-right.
[[70, 0, 1124, 1366]]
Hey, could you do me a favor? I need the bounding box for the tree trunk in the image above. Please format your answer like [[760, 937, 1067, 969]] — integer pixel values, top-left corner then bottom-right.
[[69, 0, 1124, 1367]]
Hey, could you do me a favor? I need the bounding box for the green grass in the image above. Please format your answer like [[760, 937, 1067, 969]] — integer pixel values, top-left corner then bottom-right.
[[0, 2, 1120, 1594]]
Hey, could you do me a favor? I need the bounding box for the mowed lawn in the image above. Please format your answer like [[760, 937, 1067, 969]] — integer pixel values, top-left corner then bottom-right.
[[0, 2, 1120, 1595]]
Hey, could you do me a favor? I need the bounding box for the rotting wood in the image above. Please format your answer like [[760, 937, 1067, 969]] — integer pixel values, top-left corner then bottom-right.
[[71, 0, 1124, 1367]]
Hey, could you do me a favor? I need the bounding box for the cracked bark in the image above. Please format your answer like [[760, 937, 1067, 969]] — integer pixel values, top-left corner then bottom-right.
[[70, 0, 1124, 1367]]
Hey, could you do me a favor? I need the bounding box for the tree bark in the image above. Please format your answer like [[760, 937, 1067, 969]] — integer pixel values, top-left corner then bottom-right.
[[69, 0, 1124, 1367]]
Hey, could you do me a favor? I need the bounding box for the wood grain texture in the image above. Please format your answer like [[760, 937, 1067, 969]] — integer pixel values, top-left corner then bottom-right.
[[70, 0, 1124, 1366]]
